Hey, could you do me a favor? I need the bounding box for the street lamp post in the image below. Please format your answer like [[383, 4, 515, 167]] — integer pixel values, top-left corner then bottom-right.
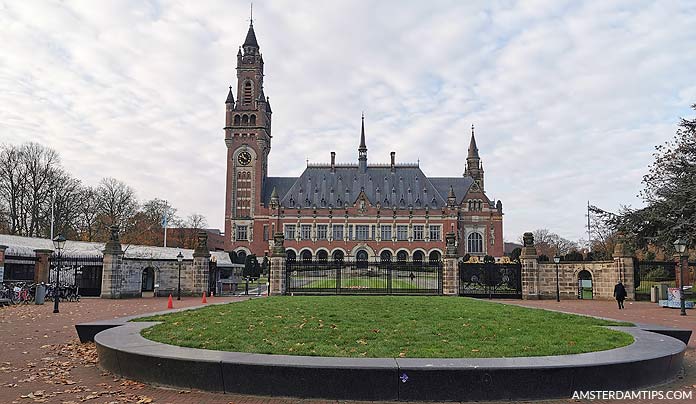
[[554, 255, 561, 302], [673, 239, 688, 316], [52, 235, 66, 314], [176, 252, 183, 301]]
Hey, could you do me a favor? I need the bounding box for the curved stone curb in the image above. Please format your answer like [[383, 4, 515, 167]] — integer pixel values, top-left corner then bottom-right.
[[94, 322, 685, 401]]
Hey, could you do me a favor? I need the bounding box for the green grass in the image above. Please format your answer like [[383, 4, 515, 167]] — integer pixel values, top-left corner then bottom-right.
[[302, 278, 419, 289], [134, 296, 633, 358]]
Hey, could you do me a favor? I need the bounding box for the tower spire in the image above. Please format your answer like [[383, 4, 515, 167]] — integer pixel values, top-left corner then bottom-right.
[[243, 4, 259, 49], [468, 123, 479, 159], [358, 113, 367, 172]]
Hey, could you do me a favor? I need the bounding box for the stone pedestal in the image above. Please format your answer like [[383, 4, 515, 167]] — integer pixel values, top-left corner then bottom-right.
[[0, 245, 7, 284], [613, 240, 635, 300], [192, 231, 211, 296], [520, 232, 540, 300], [269, 233, 286, 296], [101, 226, 124, 299], [34, 249, 53, 284], [442, 232, 459, 295]]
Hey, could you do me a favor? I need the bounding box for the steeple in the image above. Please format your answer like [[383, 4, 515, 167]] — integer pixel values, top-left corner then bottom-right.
[[243, 23, 259, 49], [243, 4, 259, 50], [464, 123, 484, 191], [225, 86, 235, 104], [468, 124, 479, 159], [358, 113, 367, 172]]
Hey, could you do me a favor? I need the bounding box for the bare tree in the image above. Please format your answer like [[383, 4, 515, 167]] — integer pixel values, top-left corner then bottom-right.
[[96, 177, 138, 232], [186, 213, 208, 230], [0, 144, 24, 234], [519, 228, 578, 257], [76, 186, 101, 241]]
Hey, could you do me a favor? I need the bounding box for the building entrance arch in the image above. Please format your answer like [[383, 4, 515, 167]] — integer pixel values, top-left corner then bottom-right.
[[578, 270, 593, 299], [142, 267, 155, 292]]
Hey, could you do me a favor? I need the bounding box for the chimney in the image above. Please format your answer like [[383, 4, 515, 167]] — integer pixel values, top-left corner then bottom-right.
[[390, 152, 395, 171], [330, 152, 336, 172]]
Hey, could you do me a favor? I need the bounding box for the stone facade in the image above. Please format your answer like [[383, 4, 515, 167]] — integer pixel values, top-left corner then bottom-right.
[[535, 261, 616, 299], [519, 233, 635, 301], [100, 227, 209, 299]]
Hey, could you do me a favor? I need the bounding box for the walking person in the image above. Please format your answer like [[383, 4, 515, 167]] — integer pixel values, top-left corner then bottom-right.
[[613, 280, 627, 309]]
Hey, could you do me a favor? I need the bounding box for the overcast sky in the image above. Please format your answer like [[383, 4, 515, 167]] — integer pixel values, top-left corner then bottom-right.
[[1, 0, 695, 244]]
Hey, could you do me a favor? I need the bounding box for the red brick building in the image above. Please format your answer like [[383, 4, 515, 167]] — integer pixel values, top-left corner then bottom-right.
[[223, 22, 504, 262]]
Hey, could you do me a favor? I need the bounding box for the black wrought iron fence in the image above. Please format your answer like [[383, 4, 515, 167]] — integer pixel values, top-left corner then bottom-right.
[[49, 255, 103, 297], [633, 260, 695, 301], [3, 254, 39, 282], [458, 262, 522, 299], [286, 259, 443, 295]]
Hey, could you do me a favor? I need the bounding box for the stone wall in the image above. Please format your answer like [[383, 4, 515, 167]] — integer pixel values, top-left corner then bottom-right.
[[536, 261, 617, 300], [121, 259, 196, 297]]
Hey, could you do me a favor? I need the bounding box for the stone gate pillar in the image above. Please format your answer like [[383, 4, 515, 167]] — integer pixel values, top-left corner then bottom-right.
[[520, 232, 540, 300], [0, 245, 7, 284], [269, 233, 286, 296], [612, 239, 635, 300], [442, 232, 459, 295], [192, 231, 211, 296], [101, 226, 124, 299], [34, 249, 53, 284]]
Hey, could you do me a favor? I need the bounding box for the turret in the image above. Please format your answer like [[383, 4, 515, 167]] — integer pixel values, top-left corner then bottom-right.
[[358, 114, 367, 172], [464, 124, 484, 191]]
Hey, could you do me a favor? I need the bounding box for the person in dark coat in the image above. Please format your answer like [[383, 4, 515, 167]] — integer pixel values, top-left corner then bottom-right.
[[613, 281, 627, 309]]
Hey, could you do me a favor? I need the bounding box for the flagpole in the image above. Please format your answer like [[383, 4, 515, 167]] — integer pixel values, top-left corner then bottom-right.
[[163, 200, 168, 248]]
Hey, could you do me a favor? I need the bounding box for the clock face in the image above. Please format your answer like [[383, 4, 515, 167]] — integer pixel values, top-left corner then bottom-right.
[[238, 151, 252, 166]]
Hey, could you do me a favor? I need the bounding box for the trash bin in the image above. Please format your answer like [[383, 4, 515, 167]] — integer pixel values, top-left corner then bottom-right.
[[35, 283, 46, 305], [650, 286, 658, 303], [657, 284, 669, 300]]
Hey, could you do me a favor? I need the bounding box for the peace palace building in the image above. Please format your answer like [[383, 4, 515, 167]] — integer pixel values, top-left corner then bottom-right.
[[224, 22, 504, 262]]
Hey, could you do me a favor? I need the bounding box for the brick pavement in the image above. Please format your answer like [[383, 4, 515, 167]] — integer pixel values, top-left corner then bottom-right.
[[0, 297, 693, 404]]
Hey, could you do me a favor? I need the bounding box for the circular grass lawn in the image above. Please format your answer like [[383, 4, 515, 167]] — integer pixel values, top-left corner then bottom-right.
[[135, 296, 633, 358]]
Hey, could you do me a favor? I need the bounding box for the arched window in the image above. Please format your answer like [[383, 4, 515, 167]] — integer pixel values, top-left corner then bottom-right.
[[356, 250, 368, 269], [234, 115, 241, 125], [242, 115, 249, 125], [467, 232, 483, 253], [413, 251, 424, 262], [317, 250, 328, 261], [237, 250, 247, 261], [380, 250, 392, 262], [332, 250, 344, 262], [301, 250, 312, 262], [250, 115, 256, 125], [396, 250, 408, 261], [429, 251, 441, 262], [286, 250, 296, 262], [243, 81, 253, 105]]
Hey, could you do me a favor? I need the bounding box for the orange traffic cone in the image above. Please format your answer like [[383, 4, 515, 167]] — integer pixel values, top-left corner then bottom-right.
[[202, 291, 208, 304], [167, 294, 174, 309]]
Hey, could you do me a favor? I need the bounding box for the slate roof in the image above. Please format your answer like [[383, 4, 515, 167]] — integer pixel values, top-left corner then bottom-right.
[[243, 24, 259, 48], [0, 234, 239, 267], [262, 166, 475, 209]]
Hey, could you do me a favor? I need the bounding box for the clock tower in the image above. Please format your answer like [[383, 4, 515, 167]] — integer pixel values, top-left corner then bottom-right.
[[224, 20, 273, 251]]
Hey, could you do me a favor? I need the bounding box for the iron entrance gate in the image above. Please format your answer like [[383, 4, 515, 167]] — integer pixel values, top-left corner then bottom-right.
[[50, 255, 103, 297], [459, 262, 522, 299], [286, 259, 443, 295]]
